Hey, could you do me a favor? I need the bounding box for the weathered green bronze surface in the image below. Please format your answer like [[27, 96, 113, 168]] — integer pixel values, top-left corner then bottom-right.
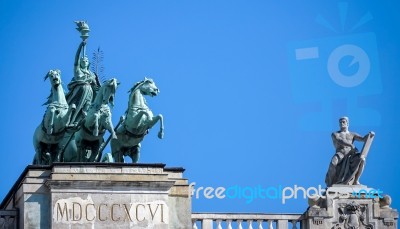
[[33, 21, 164, 164]]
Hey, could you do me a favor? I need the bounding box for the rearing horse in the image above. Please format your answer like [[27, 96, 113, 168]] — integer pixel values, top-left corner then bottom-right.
[[63, 78, 119, 162], [76, 78, 119, 162], [110, 78, 164, 163], [33, 70, 76, 165]]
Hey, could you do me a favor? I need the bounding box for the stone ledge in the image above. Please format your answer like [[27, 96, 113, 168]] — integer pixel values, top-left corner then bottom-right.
[[46, 180, 176, 192], [50, 173, 169, 181]]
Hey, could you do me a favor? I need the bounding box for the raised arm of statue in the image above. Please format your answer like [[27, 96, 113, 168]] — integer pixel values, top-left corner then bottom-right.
[[73, 41, 92, 81], [74, 41, 86, 67]]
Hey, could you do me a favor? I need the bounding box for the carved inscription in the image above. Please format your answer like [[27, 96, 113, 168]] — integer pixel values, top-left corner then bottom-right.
[[53, 197, 167, 225]]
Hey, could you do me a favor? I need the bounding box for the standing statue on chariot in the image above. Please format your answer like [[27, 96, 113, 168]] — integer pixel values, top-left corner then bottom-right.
[[65, 21, 101, 126]]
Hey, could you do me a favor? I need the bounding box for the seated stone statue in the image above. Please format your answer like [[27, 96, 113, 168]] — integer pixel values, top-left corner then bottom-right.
[[325, 116, 374, 186]]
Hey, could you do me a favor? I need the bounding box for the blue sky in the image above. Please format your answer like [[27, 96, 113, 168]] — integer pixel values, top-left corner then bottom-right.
[[0, 0, 399, 213]]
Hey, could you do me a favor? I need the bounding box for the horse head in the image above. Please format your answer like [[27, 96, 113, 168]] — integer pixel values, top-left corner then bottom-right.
[[129, 77, 160, 97], [95, 78, 119, 107], [43, 69, 68, 106], [44, 69, 62, 89]]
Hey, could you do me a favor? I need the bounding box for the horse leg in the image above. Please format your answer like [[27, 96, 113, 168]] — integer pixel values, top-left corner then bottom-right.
[[63, 136, 78, 162], [75, 135, 85, 162], [89, 141, 100, 162], [147, 114, 164, 139], [52, 144, 60, 163], [101, 153, 114, 162], [64, 104, 76, 126], [111, 138, 124, 163], [156, 114, 164, 139], [46, 107, 56, 135], [105, 115, 117, 139], [130, 144, 141, 163], [49, 144, 59, 164], [33, 140, 42, 165], [113, 150, 123, 163], [45, 144, 52, 165], [129, 110, 149, 129]]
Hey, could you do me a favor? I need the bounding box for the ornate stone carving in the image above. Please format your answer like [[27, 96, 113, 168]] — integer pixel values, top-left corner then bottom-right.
[[335, 201, 374, 229]]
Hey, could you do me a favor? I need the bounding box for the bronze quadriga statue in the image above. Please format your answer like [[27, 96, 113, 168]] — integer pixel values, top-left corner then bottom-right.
[[33, 22, 164, 164]]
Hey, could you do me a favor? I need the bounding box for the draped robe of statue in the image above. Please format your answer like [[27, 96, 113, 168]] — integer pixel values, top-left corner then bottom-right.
[[325, 141, 364, 186], [325, 117, 373, 187], [65, 41, 100, 125]]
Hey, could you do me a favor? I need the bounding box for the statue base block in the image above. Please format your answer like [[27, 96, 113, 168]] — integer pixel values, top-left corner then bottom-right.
[[0, 163, 192, 229], [305, 185, 398, 229]]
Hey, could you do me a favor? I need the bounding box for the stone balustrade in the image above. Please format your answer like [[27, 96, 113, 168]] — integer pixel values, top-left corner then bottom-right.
[[192, 213, 305, 229]]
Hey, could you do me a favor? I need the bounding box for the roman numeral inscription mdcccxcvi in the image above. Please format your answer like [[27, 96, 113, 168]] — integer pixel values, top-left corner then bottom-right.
[[53, 198, 167, 224]]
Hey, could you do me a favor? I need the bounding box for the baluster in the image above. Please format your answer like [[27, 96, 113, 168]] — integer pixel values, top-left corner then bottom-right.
[[291, 220, 297, 229], [268, 220, 273, 229], [276, 220, 288, 229], [227, 219, 233, 229], [202, 219, 214, 229], [237, 220, 243, 229], [257, 220, 264, 229], [247, 220, 254, 229], [192, 219, 198, 229], [216, 219, 223, 229]]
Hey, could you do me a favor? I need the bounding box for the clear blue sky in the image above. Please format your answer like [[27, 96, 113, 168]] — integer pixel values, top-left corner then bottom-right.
[[0, 0, 399, 213]]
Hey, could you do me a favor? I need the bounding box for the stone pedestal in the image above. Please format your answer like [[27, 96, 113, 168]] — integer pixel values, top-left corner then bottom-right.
[[305, 185, 398, 229], [0, 163, 191, 229]]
